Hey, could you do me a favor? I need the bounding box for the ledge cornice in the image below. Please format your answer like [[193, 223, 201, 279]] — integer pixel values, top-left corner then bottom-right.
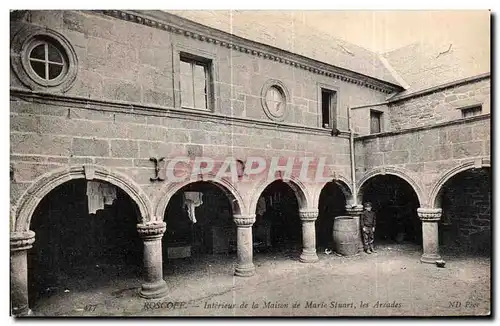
[[355, 113, 490, 141], [99, 10, 401, 94], [10, 87, 351, 138]]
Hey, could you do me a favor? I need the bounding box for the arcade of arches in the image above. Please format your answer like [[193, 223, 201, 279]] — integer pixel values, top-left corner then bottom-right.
[[10, 166, 492, 315]]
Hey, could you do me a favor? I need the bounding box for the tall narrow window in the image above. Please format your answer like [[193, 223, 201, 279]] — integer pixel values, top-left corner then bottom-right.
[[370, 110, 383, 134], [180, 56, 210, 110], [461, 105, 482, 118], [321, 88, 337, 129]]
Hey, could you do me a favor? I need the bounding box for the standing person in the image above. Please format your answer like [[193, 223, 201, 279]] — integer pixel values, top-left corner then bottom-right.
[[361, 202, 377, 254]]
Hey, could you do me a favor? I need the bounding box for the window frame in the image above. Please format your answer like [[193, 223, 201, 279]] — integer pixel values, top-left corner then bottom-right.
[[11, 26, 78, 92], [261, 79, 289, 122], [317, 83, 339, 130], [370, 109, 383, 134], [460, 104, 483, 118], [172, 44, 219, 112], [26, 39, 68, 84], [179, 55, 210, 110]]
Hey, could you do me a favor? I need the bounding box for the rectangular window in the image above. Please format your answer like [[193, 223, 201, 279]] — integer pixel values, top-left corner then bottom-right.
[[461, 105, 482, 118], [321, 88, 337, 129], [180, 55, 210, 110], [370, 110, 383, 134]]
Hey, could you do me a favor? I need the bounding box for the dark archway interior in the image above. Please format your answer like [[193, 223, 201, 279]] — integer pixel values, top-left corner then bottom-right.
[[28, 179, 142, 306], [163, 182, 234, 260], [317, 182, 347, 248], [254, 180, 302, 251], [361, 175, 421, 244], [438, 168, 491, 255]]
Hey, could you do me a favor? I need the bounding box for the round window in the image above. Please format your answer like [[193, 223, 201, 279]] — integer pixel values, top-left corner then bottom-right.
[[261, 80, 289, 122], [265, 86, 286, 118], [11, 26, 78, 92], [27, 40, 67, 82]]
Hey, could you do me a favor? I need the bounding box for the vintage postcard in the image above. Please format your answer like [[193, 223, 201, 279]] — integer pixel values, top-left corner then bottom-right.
[[9, 9, 491, 317]]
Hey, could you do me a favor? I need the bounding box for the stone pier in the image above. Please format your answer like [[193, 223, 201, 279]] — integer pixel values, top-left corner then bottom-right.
[[10, 231, 36, 317], [299, 209, 319, 263], [234, 214, 256, 277], [137, 222, 169, 299], [417, 208, 442, 263]]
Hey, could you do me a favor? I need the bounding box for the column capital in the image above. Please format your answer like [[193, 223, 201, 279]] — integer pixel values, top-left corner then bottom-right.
[[417, 208, 442, 221], [345, 204, 364, 216], [10, 231, 35, 252], [233, 214, 255, 227], [137, 222, 166, 241], [299, 209, 319, 222]]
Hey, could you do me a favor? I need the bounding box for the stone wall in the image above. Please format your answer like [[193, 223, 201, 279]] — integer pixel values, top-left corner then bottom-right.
[[388, 77, 490, 130], [354, 114, 490, 206], [10, 10, 391, 131], [9, 95, 351, 212], [10, 10, 403, 224], [439, 168, 490, 253]]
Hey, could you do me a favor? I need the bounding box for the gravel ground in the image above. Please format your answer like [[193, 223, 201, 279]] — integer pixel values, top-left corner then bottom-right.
[[28, 243, 491, 317]]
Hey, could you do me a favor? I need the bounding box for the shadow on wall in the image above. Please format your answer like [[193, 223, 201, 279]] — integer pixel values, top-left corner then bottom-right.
[[439, 168, 491, 256]]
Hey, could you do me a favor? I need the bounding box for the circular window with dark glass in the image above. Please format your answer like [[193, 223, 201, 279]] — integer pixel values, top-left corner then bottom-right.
[[27, 40, 67, 82]]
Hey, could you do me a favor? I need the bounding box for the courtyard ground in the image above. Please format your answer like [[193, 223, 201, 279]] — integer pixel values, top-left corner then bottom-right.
[[28, 243, 491, 317]]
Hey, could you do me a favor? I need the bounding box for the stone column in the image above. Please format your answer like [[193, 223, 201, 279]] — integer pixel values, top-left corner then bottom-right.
[[11, 231, 36, 316], [234, 214, 256, 277], [299, 209, 319, 263], [417, 208, 442, 264], [345, 204, 364, 252], [137, 222, 168, 299]]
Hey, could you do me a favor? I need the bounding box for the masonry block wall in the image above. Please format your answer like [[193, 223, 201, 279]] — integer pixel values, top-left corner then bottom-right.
[[388, 77, 490, 130], [354, 76, 490, 206], [439, 169, 491, 253], [10, 10, 398, 222], [355, 112, 490, 206]]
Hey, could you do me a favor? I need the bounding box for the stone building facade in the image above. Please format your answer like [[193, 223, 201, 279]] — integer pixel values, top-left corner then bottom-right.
[[10, 10, 491, 316]]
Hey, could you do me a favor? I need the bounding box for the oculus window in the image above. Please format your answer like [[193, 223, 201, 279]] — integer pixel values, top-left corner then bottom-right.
[[11, 27, 78, 91], [28, 40, 67, 82]]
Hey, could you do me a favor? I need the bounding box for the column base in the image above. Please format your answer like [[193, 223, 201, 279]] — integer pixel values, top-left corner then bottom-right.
[[234, 263, 255, 277], [139, 279, 168, 299], [12, 306, 32, 317], [420, 253, 442, 264], [300, 250, 319, 263]]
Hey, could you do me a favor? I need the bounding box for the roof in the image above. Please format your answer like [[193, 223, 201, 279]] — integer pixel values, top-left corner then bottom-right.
[[382, 40, 490, 96], [166, 10, 402, 87]]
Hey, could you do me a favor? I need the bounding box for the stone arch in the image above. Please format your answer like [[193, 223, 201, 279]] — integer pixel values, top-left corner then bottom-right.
[[249, 175, 310, 214], [13, 164, 153, 232], [357, 167, 425, 206], [429, 159, 491, 208], [154, 174, 245, 219], [312, 174, 353, 209]]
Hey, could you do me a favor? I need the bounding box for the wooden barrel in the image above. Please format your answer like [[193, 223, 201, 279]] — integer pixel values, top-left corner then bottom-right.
[[333, 216, 359, 256]]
